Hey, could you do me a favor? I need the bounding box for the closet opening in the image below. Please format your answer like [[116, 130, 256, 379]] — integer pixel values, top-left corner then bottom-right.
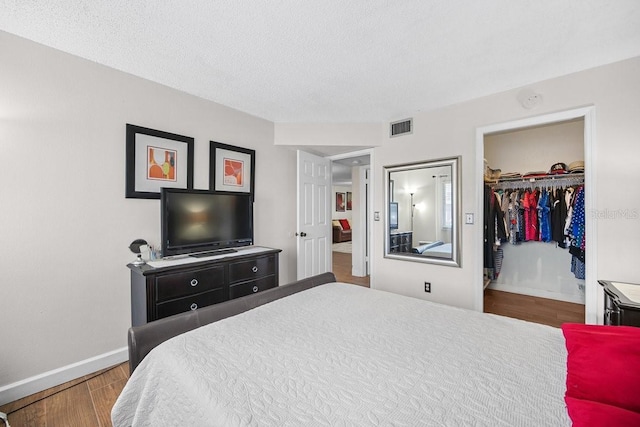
[[477, 108, 596, 327]]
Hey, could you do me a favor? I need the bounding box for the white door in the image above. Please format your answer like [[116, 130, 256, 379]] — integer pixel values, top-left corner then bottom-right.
[[297, 150, 332, 280]]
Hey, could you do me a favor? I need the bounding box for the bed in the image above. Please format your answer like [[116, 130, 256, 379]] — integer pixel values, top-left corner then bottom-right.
[[112, 273, 640, 426], [411, 241, 452, 258]]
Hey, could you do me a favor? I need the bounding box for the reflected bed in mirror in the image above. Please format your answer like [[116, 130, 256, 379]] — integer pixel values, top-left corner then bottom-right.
[[384, 157, 461, 267]]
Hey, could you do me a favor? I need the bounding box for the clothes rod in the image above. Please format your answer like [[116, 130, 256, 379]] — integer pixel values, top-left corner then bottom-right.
[[492, 173, 584, 190]]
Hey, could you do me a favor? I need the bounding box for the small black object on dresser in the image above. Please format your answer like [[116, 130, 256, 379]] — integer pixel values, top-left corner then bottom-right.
[[128, 247, 281, 326], [598, 280, 640, 327]]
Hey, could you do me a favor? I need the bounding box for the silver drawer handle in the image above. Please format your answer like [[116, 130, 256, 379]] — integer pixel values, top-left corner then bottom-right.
[[252, 286, 259, 293], [190, 303, 198, 311], [252, 266, 258, 273], [190, 279, 198, 287]]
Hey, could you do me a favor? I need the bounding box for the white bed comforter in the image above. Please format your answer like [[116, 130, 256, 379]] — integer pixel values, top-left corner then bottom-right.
[[112, 283, 570, 426]]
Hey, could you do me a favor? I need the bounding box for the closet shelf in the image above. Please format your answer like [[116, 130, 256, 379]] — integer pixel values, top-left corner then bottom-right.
[[493, 173, 584, 190]]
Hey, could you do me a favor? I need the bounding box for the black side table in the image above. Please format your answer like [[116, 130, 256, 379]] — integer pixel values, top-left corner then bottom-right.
[[598, 280, 640, 327]]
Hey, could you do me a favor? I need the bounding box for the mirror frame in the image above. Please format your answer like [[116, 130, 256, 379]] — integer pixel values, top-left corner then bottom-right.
[[384, 156, 461, 267]]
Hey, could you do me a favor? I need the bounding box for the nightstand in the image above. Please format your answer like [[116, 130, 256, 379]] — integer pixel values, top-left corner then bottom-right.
[[598, 280, 640, 327]]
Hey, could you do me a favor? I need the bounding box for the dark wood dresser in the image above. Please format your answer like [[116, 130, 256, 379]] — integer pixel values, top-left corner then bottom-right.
[[389, 231, 413, 253], [128, 247, 281, 326], [598, 280, 640, 327]]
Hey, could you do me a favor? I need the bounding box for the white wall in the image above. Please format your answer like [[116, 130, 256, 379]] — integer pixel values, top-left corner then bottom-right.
[[484, 119, 584, 173], [332, 185, 352, 220], [0, 31, 298, 401], [372, 57, 640, 311]]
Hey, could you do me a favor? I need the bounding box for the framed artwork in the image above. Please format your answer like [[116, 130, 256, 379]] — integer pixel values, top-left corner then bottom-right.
[[346, 192, 353, 210], [336, 192, 346, 212], [125, 124, 194, 199], [209, 141, 255, 200]]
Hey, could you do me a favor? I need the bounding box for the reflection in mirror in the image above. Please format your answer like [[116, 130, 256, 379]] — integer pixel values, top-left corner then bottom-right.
[[384, 157, 460, 267]]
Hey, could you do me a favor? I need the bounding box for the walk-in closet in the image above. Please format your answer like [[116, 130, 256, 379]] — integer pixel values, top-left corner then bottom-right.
[[483, 118, 586, 307]]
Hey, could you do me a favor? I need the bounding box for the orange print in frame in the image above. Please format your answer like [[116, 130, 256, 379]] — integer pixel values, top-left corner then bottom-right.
[[147, 146, 177, 182], [223, 158, 244, 186]]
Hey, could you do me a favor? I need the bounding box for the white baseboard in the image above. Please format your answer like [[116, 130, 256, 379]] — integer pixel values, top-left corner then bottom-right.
[[0, 347, 128, 406]]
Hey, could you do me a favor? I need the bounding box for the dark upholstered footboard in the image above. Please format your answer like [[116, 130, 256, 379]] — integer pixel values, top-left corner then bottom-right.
[[127, 272, 337, 373]]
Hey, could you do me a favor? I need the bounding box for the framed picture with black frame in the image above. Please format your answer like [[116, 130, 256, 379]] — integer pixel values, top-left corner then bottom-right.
[[125, 124, 194, 199], [209, 141, 256, 200]]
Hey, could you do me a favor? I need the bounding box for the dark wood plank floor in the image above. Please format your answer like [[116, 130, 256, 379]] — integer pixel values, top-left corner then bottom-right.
[[2, 266, 583, 426], [0, 362, 129, 427], [484, 288, 585, 328]]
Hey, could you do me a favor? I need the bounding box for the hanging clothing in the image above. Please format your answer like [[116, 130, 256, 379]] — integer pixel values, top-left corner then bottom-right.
[[523, 189, 539, 241], [571, 186, 586, 250], [508, 190, 521, 244], [563, 187, 575, 248], [489, 178, 586, 284], [552, 187, 568, 247], [483, 185, 507, 280], [538, 189, 552, 242], [569, 186, 586, 279], [516, 190, 525, 243]]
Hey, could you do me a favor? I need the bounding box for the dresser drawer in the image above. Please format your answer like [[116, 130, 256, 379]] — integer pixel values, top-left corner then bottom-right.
[[155, 288, 226, 320], [229, 276, 277, 299], [154, 265, 225, 302], [228, 255, 276, 284]]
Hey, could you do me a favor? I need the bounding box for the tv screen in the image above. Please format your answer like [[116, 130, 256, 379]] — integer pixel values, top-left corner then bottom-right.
[[389, 202, 399, 230], [161, 188, 253, 257]]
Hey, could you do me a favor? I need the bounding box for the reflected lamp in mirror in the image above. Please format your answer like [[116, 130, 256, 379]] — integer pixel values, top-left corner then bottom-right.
[[384, 156, 461, 267]]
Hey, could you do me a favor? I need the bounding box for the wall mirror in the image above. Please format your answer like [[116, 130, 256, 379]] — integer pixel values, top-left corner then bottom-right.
[[384, 156, 461, 267]]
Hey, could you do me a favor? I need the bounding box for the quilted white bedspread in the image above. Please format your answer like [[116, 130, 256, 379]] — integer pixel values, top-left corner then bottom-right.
[[112, 283, 570, 426]]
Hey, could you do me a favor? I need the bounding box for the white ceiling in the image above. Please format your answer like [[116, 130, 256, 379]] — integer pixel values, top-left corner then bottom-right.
[[1, 1, 639, 124]]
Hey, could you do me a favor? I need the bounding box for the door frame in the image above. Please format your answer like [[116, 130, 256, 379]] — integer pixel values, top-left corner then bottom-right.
[[475, 106, 598, 323], [328, 148, 374, 282]]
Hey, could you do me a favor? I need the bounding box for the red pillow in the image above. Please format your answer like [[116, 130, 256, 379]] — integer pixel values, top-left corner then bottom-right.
[[562, 323, 640, 413], [565, 396, 640, 427], [339, 219, 350, 230]]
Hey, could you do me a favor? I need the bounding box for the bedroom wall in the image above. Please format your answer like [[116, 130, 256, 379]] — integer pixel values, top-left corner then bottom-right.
[[0, 31, 298, 402], [273, 57, 640, 310], [372, 56, 640, 312]]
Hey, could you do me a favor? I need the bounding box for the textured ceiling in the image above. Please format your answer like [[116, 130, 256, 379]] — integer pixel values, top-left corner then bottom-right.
[[1, 1, 639, 123]]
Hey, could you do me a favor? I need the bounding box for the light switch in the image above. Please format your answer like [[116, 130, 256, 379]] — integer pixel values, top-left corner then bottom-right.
[[465, 213, 474, 224], [374, 212, 380, 221]]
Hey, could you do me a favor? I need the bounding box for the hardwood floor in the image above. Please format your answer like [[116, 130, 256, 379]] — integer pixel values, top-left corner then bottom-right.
[[1, 271, 582, 426], [484, 288, 585, 328], [332, 250, 370, 287], [0, 362, 129, 427]]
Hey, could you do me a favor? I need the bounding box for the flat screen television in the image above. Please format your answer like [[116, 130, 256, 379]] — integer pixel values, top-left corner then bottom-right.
[[161, 188, 253, 257], [389, 202, 399, 230]]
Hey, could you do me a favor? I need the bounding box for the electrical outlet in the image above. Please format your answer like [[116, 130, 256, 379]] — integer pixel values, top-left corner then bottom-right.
[[424, 282, 431, 293]]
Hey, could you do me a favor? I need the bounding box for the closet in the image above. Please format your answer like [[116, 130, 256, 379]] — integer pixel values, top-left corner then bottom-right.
[[483, 119, 586, 305]]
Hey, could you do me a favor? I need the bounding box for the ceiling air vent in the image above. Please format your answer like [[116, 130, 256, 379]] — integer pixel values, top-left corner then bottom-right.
[[390, 118, 413, 137]]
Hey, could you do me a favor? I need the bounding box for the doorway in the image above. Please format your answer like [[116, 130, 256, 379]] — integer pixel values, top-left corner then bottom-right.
[[329, 151, 371, 287], [475, 107, 598, 324]]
